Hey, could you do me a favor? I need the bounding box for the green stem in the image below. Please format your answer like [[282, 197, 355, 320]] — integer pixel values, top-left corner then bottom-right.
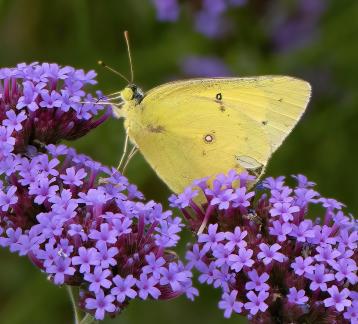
[[67, 286, 81, 324]]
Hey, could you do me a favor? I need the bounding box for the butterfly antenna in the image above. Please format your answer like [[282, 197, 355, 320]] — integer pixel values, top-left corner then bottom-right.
[[124, 30, 134, 83], [97, 60, 130, 84]]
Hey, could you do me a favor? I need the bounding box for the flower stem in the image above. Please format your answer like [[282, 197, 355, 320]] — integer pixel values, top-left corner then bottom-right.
[[67, 286, 81, 324], [66, 286, 97, 324]]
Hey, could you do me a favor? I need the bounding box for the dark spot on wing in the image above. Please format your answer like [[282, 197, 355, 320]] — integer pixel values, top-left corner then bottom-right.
[[215, 93, 225, 112], [278, 98, 283, 102], [202, 150, 207, 156], [147, 124, 165, 133], [262, 120, 268, 125]]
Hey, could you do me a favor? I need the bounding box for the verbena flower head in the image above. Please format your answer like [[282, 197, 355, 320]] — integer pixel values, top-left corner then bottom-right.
[[0, 62, 110, 155], [170, 170, 357, 323], [0, 144, 197, 320]]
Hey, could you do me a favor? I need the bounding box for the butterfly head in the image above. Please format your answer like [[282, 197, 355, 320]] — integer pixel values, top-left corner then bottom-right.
[[121, 84, 144, 105]]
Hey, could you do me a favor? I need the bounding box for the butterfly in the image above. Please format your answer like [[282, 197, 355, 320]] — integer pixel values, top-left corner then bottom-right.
[[101, 32, 311, 194]]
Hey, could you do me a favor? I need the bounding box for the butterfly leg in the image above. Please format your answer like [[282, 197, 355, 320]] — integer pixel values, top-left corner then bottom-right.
[[117, 133, 129, 171], [121, 145, 138, 174]]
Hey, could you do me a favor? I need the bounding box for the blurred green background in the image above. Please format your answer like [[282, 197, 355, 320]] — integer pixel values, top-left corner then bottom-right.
[[0, 0, 357, 323]]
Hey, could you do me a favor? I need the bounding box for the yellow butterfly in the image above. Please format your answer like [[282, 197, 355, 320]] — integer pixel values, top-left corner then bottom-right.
[[102, 32, 311, 194]]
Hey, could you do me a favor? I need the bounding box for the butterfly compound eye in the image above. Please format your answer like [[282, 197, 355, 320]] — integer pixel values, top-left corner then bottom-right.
[[122, 87, 134, 101]]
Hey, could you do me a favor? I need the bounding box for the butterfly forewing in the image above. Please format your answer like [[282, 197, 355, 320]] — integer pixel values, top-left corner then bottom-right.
[[125, 76, 311, 193]]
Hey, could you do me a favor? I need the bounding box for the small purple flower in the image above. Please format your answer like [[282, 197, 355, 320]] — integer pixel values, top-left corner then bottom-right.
[[68, 224, 87, 241], [270, 202, 300, 222], [343, 300, 358, 322], [0, 186, 18, 211], [263, 176, 285, 190], [324, 285, 351, 312], [198, 223, 225, 250], [60, 167, 87, 186], [136, 274, 161, 300], [85, 290, 116, 320], [320, 198, 344, 211], [291, 256, 314, 276], [29, 177, 59, 204], [337, 229, 358, 250], [198, 262, 216, 285], [290, 220, 315, 242], [213, 244, 233, 267], [225, 227, 247, 250], [35, 239, 58, 267], [257, 243, 286, 265], [159, 262, 192, 292], [112, 218, 132, 236], [244, 290, 269, 315], [185, 244, 209, 271], [293, 174, 316, 188], [245, 270, 270, 292], [37, 155, 60, 176], [84, 266, 112, 293], [39, 90, 62, 108], [305, 264, 335, 291], [228, 248, 254, 272], [218, 290, 243, 318], [111, 274, 137, 303], [78, 188, 109, 207], [269, 220, 292, 242], [269, 187, 293, 204], [232, 187, 254, 208], [172, 187, 198, 208], [210, 188, 237, 210], [314, 245, 340, 265], [287, 287, 309, 305], [72, 247, 100, 274], [332, 258, 358, 284], [16, 81, 40, 111], [212, 265, 235, 291], [42, 63, 72, 80], [309, 225, 337, 246], [2, 110, 27, 132], [142, 252, 166, 279], [88, 223, 118, 245], [46, 257, 75, 285], [96, 241, 118, 269]]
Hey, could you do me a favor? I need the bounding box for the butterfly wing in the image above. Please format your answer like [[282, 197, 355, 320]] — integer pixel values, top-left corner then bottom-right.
[[125, 76, 311, 193]]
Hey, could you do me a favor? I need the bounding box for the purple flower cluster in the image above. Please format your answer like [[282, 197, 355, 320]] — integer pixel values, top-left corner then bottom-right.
[[170, 170, 357, 323], [152, 0, 247, 38], [0, 62, 110, 156], [0, 62, 196, 321], [0, 144, 197, 320]]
